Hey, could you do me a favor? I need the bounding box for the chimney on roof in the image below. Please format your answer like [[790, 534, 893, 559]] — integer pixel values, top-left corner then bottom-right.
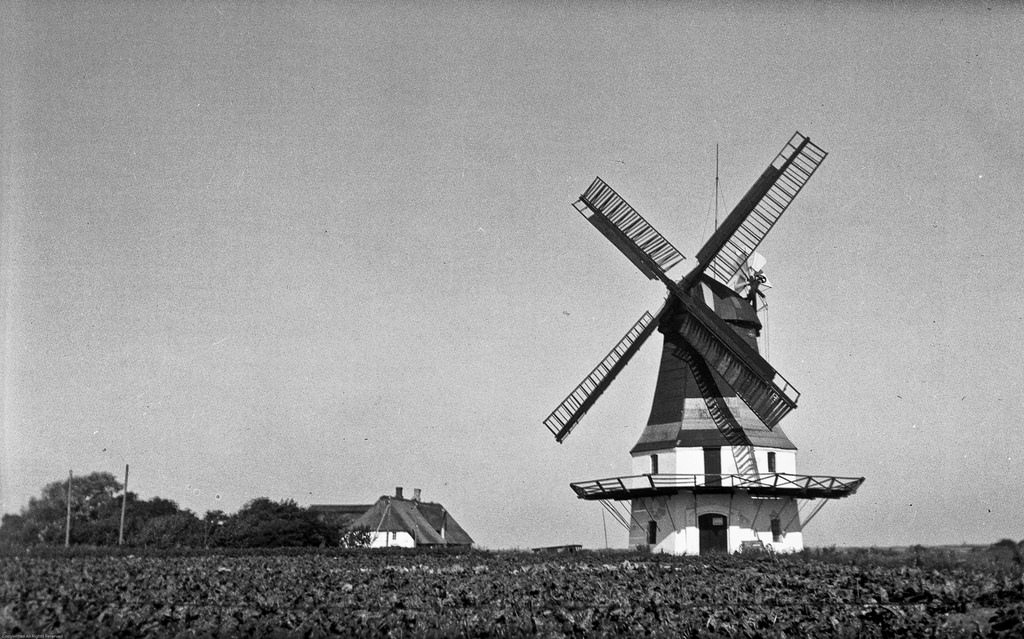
[[395, 486, 403, 499], [413, 488, 421, 502]]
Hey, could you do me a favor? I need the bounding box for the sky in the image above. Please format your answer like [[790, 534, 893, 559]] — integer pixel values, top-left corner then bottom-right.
[[2, 2, 1023, 550]]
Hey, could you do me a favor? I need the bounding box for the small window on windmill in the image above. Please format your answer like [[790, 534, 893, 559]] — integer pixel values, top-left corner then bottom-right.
[[650, 454, 659, 474], [771, 518, 782, 542], [767, 452, 776, 473], [647, 520, 658, 545], [711, 516, 725, 527]]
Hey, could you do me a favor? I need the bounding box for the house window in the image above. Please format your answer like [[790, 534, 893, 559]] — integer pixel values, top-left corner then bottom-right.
[[650, 454, 659, 474], [647, 520, 658, 545], [767, 452, 776, 473], [771, 518, 782, 542]]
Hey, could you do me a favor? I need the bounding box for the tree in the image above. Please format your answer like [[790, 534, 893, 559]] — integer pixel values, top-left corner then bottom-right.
[[135, 511, 202, 548], [989, 538, 1023, 567], [0, 473, 353, 549], [121, 495, 183, 543], [219, 498, 338, 547], [0, 514, 29, 547], [0, 472, 195, 547], [0, 472, 124, 545], [202, 510, 230, 548]]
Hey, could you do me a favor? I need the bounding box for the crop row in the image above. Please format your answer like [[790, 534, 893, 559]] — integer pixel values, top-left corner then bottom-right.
[[2, 551, 1022, 637]]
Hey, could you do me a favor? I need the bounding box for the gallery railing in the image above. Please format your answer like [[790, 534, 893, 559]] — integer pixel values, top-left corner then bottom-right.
[[570, 473, 865, 500]]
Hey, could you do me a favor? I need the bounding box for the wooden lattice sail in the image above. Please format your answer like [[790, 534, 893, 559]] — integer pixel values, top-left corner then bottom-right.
[[547, 133, 822, 441]]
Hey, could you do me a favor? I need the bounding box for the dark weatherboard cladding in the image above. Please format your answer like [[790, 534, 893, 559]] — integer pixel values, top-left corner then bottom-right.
[[633, 274, 796, 454]]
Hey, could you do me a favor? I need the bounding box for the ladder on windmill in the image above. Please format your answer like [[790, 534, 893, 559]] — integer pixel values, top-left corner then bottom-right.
[[675, 344, 758, 477]]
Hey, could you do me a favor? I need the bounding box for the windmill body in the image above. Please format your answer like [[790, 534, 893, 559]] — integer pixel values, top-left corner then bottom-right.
[[624, 277, 804, 554], [545, 133, 864, 555]]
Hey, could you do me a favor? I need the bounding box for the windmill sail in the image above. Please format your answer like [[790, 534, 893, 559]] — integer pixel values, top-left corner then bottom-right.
[[667, 286, 799, 430], [695, 133, 826, 285], [547, 134, 822, 440], [575, 177, 686, 280], [572, 174, 801, 431], [545, 308, 663, 443]]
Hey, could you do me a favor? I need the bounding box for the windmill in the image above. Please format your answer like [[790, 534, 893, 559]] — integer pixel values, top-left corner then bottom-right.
[[544, 132, 864, 554]]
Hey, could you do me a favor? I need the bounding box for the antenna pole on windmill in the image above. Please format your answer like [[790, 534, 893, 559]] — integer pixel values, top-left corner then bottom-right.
[[714, 144, 719, 231]]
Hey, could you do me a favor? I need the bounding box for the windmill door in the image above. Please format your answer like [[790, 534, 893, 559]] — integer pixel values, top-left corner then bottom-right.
[[698, 513, 728, 554]]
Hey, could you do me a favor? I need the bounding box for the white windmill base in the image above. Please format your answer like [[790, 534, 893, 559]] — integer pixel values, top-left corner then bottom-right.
[[626, 492, 804, 555], [575, 471, 862, 556]]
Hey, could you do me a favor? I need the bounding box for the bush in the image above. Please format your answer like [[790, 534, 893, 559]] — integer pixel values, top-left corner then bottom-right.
[[217, 498, 338, 548], [0, 473, 358, 549], [135, 512, 203, 549]]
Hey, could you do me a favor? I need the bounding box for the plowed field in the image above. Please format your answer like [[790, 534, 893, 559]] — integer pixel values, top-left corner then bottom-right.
[[2, 550, 1022, 637]]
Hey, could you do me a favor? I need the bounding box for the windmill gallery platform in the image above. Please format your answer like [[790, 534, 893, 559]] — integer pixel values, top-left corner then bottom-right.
[[544, 132, 864, 555]]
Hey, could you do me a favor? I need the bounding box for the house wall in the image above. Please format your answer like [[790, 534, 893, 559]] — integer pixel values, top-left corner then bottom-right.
[[628, 491, 804, 555], [368, 531, 416, 549]]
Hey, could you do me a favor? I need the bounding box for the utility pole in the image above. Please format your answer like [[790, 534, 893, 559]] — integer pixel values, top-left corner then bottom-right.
[[118, 464, 129, 546], [64, 470, 72, 547]]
